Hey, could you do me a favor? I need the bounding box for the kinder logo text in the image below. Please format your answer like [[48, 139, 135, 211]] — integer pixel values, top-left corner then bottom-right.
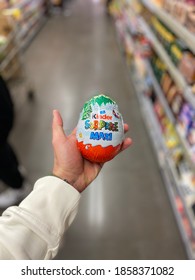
[[92, 110, 113, 121]]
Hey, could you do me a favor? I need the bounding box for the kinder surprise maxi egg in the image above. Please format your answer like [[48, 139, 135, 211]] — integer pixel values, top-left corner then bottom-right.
[[76, 94, 124, 163]]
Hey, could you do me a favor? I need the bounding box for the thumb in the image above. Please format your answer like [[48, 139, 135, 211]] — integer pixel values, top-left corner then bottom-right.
[[52, 110, 66, 143], [53, 110, 63, 126]]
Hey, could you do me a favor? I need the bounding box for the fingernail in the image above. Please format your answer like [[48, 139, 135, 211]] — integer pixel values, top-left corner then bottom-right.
[[53, 110, 57, 117]]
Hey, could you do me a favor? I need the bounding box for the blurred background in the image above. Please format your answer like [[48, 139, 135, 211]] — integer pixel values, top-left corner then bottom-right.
[[1, 0, 195, 259]]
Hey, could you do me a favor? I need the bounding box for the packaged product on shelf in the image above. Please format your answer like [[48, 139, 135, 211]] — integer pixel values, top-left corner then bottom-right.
[[50, 0, 62, 7], [172, 146, 184, 169], [1, 54, 21, 80], [187, 125, 195, 147], [147, 87, 156, 103], [178, 161, 195, 195], [182, 216, 192, 238], [153, 99, 165, 122], [166, 84, 178, 104], [124, 34, 134, 61], [134, 54, 146, 77], [109, 0, 123, 18], [170, 92, 185, 118], [169, 44, 183, 66], [0, 34, 7, 45], [178, 102, 195, 136], [137, 34, 153, 58], [0, 13, 16, 63], [185, 191, 195, 213], [160, 116, 170, 133], [173, 1, 188, 25], [161, 72, 173, 96], [191, 200, 195, 217], [0, 14, 13, 36], [0, 35, 7, 48], [186, 110, 195, 148], [173, 151, 195, 183], [115, 18, 126, 42], [151, 55, 167, 82], [186, 7, 195, 33], [169, 39, 187, 66], [140, 6, 152, 23], [175, 196, 184, 214], [179, 52, 195, 84], [192, 84, 195, 96], [151, 17, 175, 53], [164, 123, 180, 150], [163, 0, 174, 14], [151, 0, 164, 7], [128, 0, 143, 14], [163, 0, 195, 31]]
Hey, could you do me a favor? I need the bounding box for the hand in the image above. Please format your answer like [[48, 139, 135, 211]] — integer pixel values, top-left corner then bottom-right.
[[52, 110, 132, 193]]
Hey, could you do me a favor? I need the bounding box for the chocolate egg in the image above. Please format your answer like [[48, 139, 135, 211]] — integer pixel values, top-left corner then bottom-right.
[[76, 94, 124, 163]]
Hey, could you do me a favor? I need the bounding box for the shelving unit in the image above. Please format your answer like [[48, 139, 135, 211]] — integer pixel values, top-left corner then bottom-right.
[[14, 0, 46, 48], [130, 62, 195, 259], [146, 61, 195, 173], [0, 0, 47, 80], [126, 4, 195, 107], [20, 15, 47, 49], [111, 0, 195, 259], [141, 0, 195, 54], [146, 60, 175, 124], [147, 61, 195, 238], [138, 16, 195, 108]]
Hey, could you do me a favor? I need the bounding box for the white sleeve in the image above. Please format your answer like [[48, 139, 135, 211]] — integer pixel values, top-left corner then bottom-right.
[[0, 176, 81, 260]]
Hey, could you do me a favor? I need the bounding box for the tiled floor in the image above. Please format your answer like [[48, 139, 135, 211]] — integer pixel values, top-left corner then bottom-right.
[[4, 0, 187, 259]]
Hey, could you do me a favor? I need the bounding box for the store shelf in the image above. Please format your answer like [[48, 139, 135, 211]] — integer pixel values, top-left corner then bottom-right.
[[123, 3, 195, 174], [146, 61, 195, 174], [166, 157, 195, 234], [130, 63, 166, 164], [146, 100, 195, 259], [139, 18, 185, 88], [115, 1, 195, 259], [0, 30, 16, 54], [143, 63, 195, 187], [0, 0, 47, 81], [141, 0, 195, 54], [20, 15, 46, 50], [139, 17, 195, 108], [126, 5, 195, 106], [130, 64, 195, 259], [185, 88, 195, 109], [161, 158, 195, 259], [140, 0, 156, 12], [0, 47, 18, 71], [134, 59, 195, 241], [0, 16, 46, 71], [146, 61, 175, 124], [13, 0, 37, 9], [176, 125, 195, 166]]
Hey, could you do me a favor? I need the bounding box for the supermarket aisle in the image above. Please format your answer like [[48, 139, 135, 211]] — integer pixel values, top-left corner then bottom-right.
[[10, 0, 187, 259]]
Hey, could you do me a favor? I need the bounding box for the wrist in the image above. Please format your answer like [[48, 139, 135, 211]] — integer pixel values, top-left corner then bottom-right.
[[52, 169, 73, 186], [52, 174, 70, 183], [52, 166, 84, 193]]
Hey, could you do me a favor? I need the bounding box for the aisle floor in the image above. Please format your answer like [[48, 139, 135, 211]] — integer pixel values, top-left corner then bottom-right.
[[9, 0, 187, 259]]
